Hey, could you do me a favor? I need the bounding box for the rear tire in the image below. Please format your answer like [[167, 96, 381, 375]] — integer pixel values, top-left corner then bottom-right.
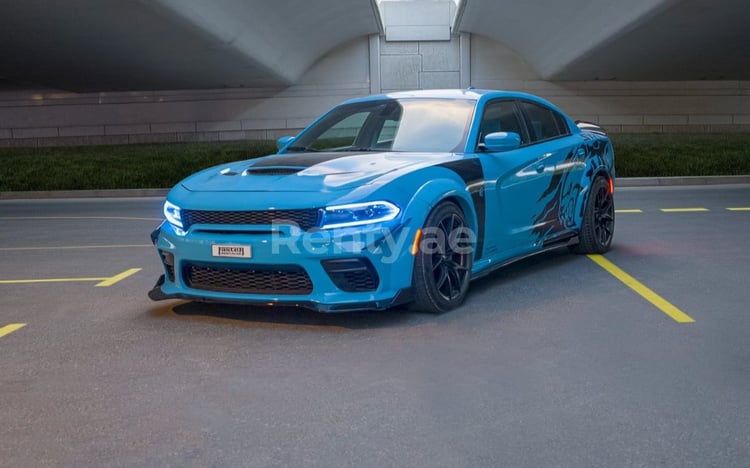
[[410, 202, 473, 314], [573, 176, 614, 254]]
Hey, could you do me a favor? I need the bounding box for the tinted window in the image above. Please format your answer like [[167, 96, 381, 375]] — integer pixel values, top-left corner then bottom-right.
[[554, 112, 571, 135], [478, 100, 526, 145], [519, 101, 567, 143]]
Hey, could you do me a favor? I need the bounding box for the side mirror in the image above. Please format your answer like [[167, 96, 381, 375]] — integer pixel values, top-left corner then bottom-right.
[[482, 131, 521, 152], [276, 135, 296, 151]]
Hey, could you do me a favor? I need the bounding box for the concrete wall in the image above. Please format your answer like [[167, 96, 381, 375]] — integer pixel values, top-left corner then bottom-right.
[[376, 36, 467, 92], [0, 38, 373, 148], [468, 34, 750, 134], [2, 33, 749, 148]]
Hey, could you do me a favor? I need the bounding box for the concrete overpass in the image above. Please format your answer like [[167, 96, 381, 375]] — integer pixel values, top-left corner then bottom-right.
[[0, 0, 383, 91], [1, 0, 749, 146], [2, 0, 748, 91]]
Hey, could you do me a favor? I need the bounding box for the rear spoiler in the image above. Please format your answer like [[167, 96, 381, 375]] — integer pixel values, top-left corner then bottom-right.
[[575, 120, 607, 136]]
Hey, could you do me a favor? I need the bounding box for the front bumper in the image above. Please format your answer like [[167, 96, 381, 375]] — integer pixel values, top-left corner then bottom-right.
[[149, 221, 419, 312], [148, 273, 414, 312]]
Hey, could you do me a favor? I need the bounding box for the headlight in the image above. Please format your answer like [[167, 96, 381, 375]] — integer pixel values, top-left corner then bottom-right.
[[163, 200, 183, 229], [320, 201, 400, 229]]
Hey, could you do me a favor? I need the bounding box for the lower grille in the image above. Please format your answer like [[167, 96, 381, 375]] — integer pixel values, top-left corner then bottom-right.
[[183, 263, 313, 295], [322, 258, 379, 292]]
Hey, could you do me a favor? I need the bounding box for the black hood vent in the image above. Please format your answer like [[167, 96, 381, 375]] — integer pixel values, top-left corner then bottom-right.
[[245, 166, 304, 176]]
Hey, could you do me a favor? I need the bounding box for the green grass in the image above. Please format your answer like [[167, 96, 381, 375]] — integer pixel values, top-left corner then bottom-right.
[[0, 141, 277, 191], [612, 134, 750, 177], [0, 134, 748, 191]]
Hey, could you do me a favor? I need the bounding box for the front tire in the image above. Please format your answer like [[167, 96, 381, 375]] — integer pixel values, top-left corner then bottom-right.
[[410, 202, 473, 314], [573, 176, 614, 254]]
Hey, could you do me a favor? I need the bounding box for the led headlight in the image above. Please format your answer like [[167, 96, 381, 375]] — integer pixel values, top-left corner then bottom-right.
[[163, 200, 183, 229], [321, 201, 400, 229]]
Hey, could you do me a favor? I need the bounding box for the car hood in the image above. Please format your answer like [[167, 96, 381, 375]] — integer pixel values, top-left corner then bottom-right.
[[181, 151, 449, 193]]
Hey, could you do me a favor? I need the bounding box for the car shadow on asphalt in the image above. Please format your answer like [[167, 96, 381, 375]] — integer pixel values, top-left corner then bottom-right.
[[151, 300, 421, 330], [468, 248, 578, 295], [148, 248, 587, 330]]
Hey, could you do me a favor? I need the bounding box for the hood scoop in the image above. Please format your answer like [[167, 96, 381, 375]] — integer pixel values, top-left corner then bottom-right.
[[243, 166, 305, 176]]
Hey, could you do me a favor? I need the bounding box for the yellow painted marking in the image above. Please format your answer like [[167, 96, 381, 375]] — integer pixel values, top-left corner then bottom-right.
[[660, 208, 709, 213], [95, 268, 142, 287], [727, 207, 750, 211], [0, 323, 26, 339], [615, 209, 643, 213], [587, 254, 695, 324], [0, 268, 140, 287], [0, 244, 151, 252], [0, 277, 107, 284]]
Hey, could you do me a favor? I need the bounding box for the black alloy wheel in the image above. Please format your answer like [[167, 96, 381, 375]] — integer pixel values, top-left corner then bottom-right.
[[411, 202, 473, 314], [573, 176, 614, 254]]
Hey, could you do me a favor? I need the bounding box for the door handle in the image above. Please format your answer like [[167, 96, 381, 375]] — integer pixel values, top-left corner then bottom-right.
[[535, 164, 545, 174]]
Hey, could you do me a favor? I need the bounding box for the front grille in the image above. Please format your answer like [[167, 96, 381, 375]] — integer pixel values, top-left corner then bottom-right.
[[183, 263, 313, 295], [322, 258, 379, 292], [183, 209, 320, 231]]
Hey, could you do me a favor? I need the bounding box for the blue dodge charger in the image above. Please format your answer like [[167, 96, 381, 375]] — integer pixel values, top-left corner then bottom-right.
[[149, 89, 615, 313]]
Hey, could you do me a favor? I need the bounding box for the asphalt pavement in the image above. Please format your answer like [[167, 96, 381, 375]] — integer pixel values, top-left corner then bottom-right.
[[1, 185, 749, 467]]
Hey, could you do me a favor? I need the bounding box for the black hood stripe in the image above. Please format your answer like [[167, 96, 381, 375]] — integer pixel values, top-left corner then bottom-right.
[[251, 152, 367, 170]]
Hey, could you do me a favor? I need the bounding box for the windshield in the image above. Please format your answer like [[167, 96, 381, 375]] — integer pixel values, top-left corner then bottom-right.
[[286, 98, 475, 153]]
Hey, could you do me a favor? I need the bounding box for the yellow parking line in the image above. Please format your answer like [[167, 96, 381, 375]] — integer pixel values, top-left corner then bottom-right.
[[727, 207, 750, 211], [0, 277, 106, 284], [95, 268, 141, 287], [0, 323, 26, 339], [615, 209, 643, 213], [660, 208, 708, 213], [0, 268, 141, 287], [587, 254, 695, 324], [0, 244, 151, 252]]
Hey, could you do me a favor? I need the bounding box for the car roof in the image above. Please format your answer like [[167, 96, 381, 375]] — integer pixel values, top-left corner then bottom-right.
[[342, 88, 555, 107]]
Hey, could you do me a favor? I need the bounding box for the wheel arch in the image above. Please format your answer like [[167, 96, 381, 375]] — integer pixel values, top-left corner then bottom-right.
[[406, 181, 484, 269], [570, 136, 615, 229], [411, 180, 479, 240]]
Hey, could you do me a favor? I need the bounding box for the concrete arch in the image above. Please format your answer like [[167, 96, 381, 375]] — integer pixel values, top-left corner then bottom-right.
[[0, 0, 382, 91], [2, 0, 750, 147], [455, 0, 750, 81]]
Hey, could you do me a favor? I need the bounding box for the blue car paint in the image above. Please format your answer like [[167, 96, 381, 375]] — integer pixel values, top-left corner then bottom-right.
[[149, 89, 614, 311]]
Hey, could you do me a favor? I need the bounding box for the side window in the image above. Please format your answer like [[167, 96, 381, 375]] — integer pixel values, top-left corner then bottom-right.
[[519, 101, 567, 143], [478, 100, 526, 146], [554, 112, 571, 136]]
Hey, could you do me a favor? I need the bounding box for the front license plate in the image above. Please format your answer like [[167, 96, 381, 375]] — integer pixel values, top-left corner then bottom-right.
[[212, 244, 252, 258]]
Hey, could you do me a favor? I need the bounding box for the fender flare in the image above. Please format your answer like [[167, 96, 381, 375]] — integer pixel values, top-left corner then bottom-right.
[[406, 165, 486, 260]]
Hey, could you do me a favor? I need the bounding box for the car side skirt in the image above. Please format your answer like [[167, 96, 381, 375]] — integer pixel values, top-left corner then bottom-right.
[[471, 231, 578, 281]]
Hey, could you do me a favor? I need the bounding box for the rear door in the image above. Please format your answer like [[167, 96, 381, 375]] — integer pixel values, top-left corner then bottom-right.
[[516, 99, 582, 246]]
